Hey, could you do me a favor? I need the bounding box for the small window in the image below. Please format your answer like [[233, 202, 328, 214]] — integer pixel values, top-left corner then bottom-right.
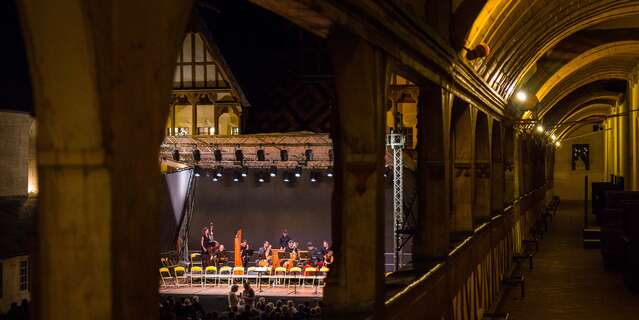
[[19, 260, 28, 292]]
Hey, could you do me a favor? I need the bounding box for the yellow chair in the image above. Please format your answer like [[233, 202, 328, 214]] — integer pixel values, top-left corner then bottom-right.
[[232, 266, 245, 284], [288, 267, 302, 287], [190, 253, 203, 269], [319, 266, 329, 287], [204, 266, 218, 287], [159, 267, 174, 287], [218, 266, 232, 287], [273, 267, 287, 287], [303, 267, 317, 287], [245, 267, 258, 285], [174, 266, 188, 287], [190, 266, 203, 287]]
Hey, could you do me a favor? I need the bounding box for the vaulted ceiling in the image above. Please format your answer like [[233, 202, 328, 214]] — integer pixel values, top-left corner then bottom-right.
[[463, 0, 639, 134]]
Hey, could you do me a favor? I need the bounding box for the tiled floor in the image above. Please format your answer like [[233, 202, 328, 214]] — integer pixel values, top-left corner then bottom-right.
[[496, 201, 639, 319]]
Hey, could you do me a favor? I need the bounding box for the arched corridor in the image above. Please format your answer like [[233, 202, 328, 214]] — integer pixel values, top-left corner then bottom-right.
[[1, 0, 639, 319]]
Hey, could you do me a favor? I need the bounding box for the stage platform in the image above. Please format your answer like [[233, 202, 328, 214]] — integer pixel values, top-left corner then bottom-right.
[[160, 286, 322, 299]]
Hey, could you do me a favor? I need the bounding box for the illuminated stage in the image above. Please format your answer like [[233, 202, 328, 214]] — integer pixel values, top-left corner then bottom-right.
[[160, 286, 322, 299]]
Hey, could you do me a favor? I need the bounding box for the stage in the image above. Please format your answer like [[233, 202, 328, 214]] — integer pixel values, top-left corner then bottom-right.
[[160, 285, 323, 299]]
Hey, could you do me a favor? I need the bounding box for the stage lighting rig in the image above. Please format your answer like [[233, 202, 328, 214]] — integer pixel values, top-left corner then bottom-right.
[[310, 171, 320, 183], [257, 172, 266, 183], [283, 171, 291, 183], [326, 168, 333, 178], [269, 166, 277, 177], [257, 149, 266, 161], [294, 166, 302, 178], [233, 170, 242, 182], [214, 149, 222, 162], [192, 148, 201, 162], [305, 147, 313, 161], [240, 167, 248, 178], [194, 165, 201, 177], [215, 166, 224, 177], [280, 149, 288, 161]]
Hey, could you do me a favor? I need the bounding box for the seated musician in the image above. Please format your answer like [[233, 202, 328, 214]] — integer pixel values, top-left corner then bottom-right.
[[308, 242, 324, 266], [256, 241, 272, 266], [323, 250, 334, 267], [281, 241, 299, 268], [239, 239, 250, 267], [201, 225, 224, 266]]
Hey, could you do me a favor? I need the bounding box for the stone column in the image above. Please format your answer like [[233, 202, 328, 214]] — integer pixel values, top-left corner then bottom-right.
[[324, 29, 387, 318], [490, 122, 505, 213], [451, 100, 474, 234], [19, 1, 194, 319], [413, 83, 450, 265]]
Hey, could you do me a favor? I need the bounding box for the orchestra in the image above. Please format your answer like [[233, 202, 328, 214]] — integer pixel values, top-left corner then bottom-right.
[[198, 223, 334, 271]]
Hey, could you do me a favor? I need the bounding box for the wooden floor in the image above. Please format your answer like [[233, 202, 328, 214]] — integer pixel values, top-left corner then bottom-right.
[[497, 201, 639, 319]]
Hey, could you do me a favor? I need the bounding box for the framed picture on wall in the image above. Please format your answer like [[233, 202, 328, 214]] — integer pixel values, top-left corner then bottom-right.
[[571, 144, 590, 170]]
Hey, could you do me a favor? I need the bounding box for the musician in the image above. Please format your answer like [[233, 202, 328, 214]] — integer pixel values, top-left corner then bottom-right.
[[307, 242, 323, 266], [320, 240, 331, 256], [257, 241, 272, 266], [282, 240, 299, 268], [239, 239, 250, 267], [279, 229, 291, 250], [324, 250, 334, 266], [285, 240, 295, 253], [201, 227, 213, 254]]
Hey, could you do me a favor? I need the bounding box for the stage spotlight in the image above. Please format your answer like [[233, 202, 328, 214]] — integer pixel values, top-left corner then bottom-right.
[[550, 134, 557, 141], [310, 171, 320, 183], [257, 149, 266, 161], [283, 172, 291, 183], [214, 149, 222, 162], [257, 172, 266, 183], [192, 148, 201, 162], [194, 166, 201, 177], [305, 149, 313, 161], [294, 166, 302, 178], [536, 125, 544, 133], [269, 166, 277, 177], [280, 150, 288, 161], [384, 166, 391, 178], [172, 149, 180, 161], [555, 141, 561, 147], [326, 168, 333, 177], [235, 149, 244, 162], [212, 176, 219, 182], [233, 170, 241, 182], [241, 167, 248, 178], [328, 149, 333, 161], [215, 166, 224, 177]]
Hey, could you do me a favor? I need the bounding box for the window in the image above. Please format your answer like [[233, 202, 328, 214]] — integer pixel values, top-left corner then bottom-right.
[[19, 259, 28, 292]]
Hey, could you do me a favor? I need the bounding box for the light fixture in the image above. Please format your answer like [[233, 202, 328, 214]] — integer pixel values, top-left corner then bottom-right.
[[294, 166, 302, 178], [515, 91, 527, 102], [269, 166, 277, 177], [280, 150, 288, 161], [214, 149, 222, 162], [194, 165, 201, 177], [555, 141, 561, 147], [240, 167, 248, 177], [215, 166, 224, 177], [213, 176, 219, 182], [536, 125, 544, 133], [283, 172, 291, 183], [257, 172, 266, 183], [310, 171, 320, 183], [550, 134, 557, 141], [326, 168, 333, 178], [233, 170, 241, 182], [257, 149, 266, 161]]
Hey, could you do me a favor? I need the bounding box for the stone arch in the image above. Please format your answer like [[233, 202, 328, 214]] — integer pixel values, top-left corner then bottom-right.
[[474, 111, 490, 222], [17, 1, 194, 318], [451, 97, 473, 234]]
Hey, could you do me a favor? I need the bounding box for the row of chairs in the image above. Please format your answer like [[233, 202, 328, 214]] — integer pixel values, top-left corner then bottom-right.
[[159, 265, 329, 289]]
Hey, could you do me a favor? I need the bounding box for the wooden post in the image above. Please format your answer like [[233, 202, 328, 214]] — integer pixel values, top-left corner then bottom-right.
[[324, 29, 386, 318]]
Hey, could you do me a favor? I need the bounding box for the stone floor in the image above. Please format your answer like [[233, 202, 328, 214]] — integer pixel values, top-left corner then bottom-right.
[[496, 201, 639, 319]]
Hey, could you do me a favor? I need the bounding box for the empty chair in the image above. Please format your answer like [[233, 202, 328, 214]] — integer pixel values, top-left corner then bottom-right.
[[245, 267, 258, 285], [204, 266, 218, 287], [288, 266, 303, 287], [174, 266, 188, 287], [273, 267, 287, 287], [303, 267, 317, 287], [218, 266, 232, 287], [159, 267, 174, 288], [190, 266, 204, 287], [190, 253, 203, 269], [232, 266, 245, 284], [319, 266, 329, 287]]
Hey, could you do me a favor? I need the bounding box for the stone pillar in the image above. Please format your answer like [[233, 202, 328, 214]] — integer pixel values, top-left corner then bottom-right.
[[451, 100, 474, 234], [474, 112, 491, 222], [19, 1, 194, 319], [490, 121, 504, 213], [414, 83, 451, 265], [325, 29, 386, 318]]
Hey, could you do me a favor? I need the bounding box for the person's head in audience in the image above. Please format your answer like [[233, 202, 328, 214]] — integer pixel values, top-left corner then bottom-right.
[[230, 284, 239, 293], [243, 280, 252, 291]]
